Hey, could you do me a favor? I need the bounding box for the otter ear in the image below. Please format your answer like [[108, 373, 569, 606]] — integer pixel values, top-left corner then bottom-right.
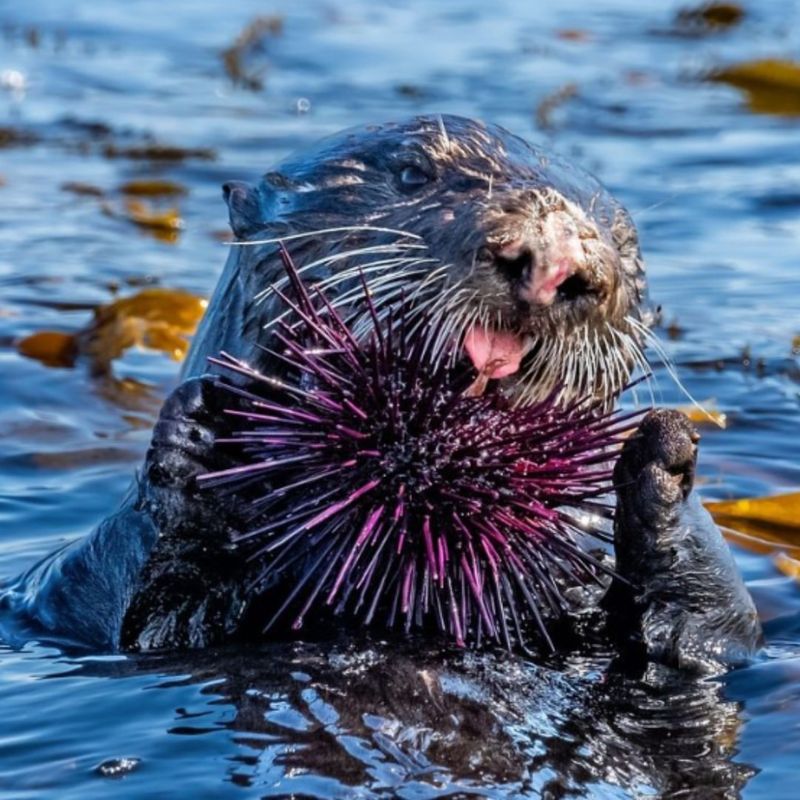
[[222, 181, 264, 239]]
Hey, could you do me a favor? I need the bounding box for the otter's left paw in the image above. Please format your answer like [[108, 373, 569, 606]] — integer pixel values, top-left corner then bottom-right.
[[608, 409, 762, 672], [614, 408, 699, 526]]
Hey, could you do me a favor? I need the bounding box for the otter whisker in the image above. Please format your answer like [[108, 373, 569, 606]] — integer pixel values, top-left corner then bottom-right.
[[256, 243, 428, 299], [607, 323, 655, 408], [628, 193, 680, 222], [338, 276, 429, 317], [437, 114, 451, 150], [404, 282, 465, 330], [507, 313, 654, 410], [411, 263, 451, 293], [291, 251, 431, 295], [342, 261, 453, 340], [262, 255, 433, 331], [417, 281, 472, 337], [420, 289, 465, 356], [438, 300, 482, 367], [316, 262, 429, 301], [402, 268, 454, 312], [626, 317, 720, 427], [631, 328, 666, 404], [255, 248, 420, 307], [231, 225, 425, 247], [402, 277, 469, 341], [326, 263, 435, 306], [346, 281, 434, 336], [432, 302, 474, 363], [604, 328, 626, 404]]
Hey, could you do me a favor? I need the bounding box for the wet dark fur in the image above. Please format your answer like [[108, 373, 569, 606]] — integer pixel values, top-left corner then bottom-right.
[[0, 116, 759, 671]]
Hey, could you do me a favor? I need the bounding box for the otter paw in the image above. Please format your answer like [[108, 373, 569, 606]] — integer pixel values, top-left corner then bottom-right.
[[616, 409, 699, 514], [609, 408, 762, 672], [145, 374, 229, 490]]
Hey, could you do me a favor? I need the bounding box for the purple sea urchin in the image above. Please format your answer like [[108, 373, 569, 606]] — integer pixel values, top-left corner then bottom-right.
[[199, 247, 638, 650]]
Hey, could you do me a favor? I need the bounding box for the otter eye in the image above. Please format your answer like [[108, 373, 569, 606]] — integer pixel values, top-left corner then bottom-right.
[[399, 165, 431, 188]]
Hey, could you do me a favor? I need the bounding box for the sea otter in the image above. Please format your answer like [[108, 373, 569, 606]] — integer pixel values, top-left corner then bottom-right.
[[0, 115, 760, 670]]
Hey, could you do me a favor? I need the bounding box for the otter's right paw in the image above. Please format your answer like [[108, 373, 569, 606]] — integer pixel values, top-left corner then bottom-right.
[[123, 375, 250, 650], [145, 374, 231, 491]]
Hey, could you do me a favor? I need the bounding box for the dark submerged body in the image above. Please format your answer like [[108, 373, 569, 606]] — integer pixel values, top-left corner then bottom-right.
[[0, 117, 759, 671]]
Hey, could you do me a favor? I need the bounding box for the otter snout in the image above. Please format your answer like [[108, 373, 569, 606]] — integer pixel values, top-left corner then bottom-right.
[[484, 207, 612, 310]]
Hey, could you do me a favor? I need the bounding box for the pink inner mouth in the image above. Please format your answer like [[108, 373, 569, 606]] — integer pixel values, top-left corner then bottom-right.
[[463, 326, 527, 379]]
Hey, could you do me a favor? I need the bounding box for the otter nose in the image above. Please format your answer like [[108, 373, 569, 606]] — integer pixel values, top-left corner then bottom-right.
[[493, 239, 536, 284], [490, 237, 595, 307]]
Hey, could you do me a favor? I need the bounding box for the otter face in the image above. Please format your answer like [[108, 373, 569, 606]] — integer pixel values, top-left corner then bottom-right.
[[216, 115, 649, 408]]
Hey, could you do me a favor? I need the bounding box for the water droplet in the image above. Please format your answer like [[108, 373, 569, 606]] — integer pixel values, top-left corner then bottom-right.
[[94, 757, 141, 779], [1, 69, 27, 94]]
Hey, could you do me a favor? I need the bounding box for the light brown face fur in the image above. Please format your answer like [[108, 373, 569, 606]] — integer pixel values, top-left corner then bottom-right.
[[194, 115, 649, 407]]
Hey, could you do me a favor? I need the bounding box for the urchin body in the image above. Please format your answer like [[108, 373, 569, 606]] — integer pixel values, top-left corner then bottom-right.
[[0, 116, 759, 670], [191, 252, 640, 652]]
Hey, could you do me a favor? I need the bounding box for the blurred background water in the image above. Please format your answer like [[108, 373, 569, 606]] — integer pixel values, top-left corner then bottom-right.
[[0, 1, 799, 797]]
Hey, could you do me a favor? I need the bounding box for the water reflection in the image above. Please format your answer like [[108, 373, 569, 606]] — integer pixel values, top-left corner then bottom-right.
[[46, 640, 756, 798]]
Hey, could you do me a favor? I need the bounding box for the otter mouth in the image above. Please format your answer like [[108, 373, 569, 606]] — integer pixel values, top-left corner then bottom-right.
[[463, 325, 533, 380], [461, 325, 536, 398]]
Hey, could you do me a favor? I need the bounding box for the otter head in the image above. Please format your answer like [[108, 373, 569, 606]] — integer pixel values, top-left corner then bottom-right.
[[190, 115, 648, 408]]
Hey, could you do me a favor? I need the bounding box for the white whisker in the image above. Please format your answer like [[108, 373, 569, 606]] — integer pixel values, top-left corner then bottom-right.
[[230, 225, 424, 247], [627, 316, 721, 427]]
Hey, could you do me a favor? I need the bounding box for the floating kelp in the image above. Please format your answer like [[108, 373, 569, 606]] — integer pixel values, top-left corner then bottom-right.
[[80, 287, 206, 363], [712, 494, 800, 580], [120, 199, 183, 233], [710, 59, 800, 116], [16, 288, 207, 368], [774, 553, 800, 582], [101, 199, 184, 243], [0, 126, 39, 148], [17, 330, 77, 368], [60, 181, 105, 197], [676, 400, 728, 429], [102, 143, 216, 161], [535, 83, 579, 131], [707, 492, 800, 533], [676, 3, 745, 32], [555, 29, 591, 42], [221, 15, 284, 91], [119, 179, 187, 197]]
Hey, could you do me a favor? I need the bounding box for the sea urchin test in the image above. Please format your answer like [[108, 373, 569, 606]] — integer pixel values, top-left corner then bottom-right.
[[198, 247, 639, 650]]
